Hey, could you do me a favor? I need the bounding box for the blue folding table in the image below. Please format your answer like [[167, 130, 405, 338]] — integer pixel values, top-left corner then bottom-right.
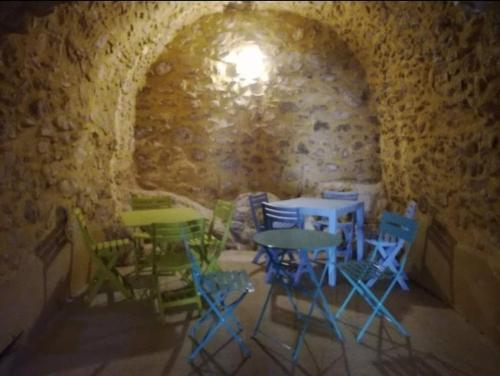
[[252, 229, 343, 362]]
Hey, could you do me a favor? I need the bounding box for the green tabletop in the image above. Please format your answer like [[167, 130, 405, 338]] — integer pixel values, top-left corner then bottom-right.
[[253, 229, 341, 251], [120, 207, 203, 227]]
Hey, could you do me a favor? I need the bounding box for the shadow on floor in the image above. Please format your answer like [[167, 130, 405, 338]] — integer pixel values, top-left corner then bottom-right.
[[11, 299, 195, 376]]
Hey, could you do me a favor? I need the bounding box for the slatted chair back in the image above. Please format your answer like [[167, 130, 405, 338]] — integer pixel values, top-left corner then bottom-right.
[[262, 202, 303, 230], [74, 208, 96, 250], [322, 190, 359, 201], [249, 193, 269, 232], [379, 211, 417, 245], [151, 219, 205, 267], [378, 201, 418, 243], [207, 200, 234, 248], [131, 195, 174, 210]]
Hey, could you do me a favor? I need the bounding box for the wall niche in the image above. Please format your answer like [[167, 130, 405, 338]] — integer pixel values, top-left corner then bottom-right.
[[135, 9, 381, 206]]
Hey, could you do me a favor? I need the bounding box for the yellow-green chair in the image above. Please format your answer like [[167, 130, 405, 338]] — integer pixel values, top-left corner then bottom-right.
[[130, 195, 174, 275], [201, 200, 235, 272], [151, 219, 205, 320], [74, 209, 133, 303]]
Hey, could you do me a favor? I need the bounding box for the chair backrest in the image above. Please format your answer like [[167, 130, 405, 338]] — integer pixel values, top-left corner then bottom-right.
[[207, 199, 235, 252], [248, 193, 268, 232], [262, 202, 303, 230], [74, 208, 96, 249], [130, 195, 174, 210], [322, 190, 359, 201], [379, 211, 418, 246], [151, 219, 205, 272]]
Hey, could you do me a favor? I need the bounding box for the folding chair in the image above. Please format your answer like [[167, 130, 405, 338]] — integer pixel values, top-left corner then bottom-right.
[[336, 212, 418, 342], [248, 193, 269, 265], [184, 238, 254, 362], [150, 220, 204, 319], [203, 199, 235, 272], [74, 209, 133, 303], [129, 195, 174, 275], [366, 200, 418, 290]]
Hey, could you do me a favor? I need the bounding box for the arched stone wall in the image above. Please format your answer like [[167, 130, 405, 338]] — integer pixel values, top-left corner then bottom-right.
[[0, 1, 499, 346], [135, 9, 381, 206]]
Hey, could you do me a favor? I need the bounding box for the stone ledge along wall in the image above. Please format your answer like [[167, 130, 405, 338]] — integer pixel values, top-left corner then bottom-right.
[[135, 9, 381, 207], [0, 1, 499, 349]]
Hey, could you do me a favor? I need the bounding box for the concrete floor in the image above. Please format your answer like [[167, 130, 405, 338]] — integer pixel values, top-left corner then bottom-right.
[[6, 251, 500, 376]]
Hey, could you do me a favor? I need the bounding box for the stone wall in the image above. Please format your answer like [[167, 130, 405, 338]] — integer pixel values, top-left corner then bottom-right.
[[135, 9, 381, 206], [0, 1, 229, 349], [0, 1, 499, 348]]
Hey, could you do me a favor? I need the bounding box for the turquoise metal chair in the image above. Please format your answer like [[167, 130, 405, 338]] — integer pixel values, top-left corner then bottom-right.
[[365, 200, 418, 290], [184, 238, 254, 362], [336, 212, 418, 342]]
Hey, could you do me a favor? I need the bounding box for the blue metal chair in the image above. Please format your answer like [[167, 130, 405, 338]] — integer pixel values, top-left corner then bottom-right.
[[249, 193, 269, 265], [336, 212, 418, 342], [183, 234, 254, 362], [261, 202, 305, 285], [365, 200, 417, 290]]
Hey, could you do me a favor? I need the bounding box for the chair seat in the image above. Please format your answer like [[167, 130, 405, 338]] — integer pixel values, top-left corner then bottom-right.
[[338, 260, 395, 282], [155, 251, 192, 271], [159, 285, 198, 306], [203, 270, 254, 294]]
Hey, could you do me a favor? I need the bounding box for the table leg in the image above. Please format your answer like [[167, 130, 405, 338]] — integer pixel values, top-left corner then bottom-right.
[[356, 205, 365, 260], [327, 213, 338, 286], [292, 254, 343, 361]]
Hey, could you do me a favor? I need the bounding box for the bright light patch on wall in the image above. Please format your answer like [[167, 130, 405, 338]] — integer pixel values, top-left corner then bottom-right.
[[222, 44, 269, 84]]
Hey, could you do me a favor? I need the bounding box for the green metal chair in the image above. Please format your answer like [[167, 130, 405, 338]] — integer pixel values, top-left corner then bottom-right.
[[150, 219, 205, 320], [130, 195, 174, 275], [201, 200, 235, 272], [74, 209, 133, 303]]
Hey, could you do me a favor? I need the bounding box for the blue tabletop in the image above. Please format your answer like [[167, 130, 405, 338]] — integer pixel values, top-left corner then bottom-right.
[[253, 229, 341, 251]]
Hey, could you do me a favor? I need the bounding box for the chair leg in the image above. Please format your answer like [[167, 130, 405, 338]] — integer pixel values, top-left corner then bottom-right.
[[335, 286, 356, 320], [252, 246, 267, 265], [293, 260, 343, 361], [328, 248, 337, 286], [189, 290, 251, 362], [189, 319, 223, 362], [252, 282, 275, 337]]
